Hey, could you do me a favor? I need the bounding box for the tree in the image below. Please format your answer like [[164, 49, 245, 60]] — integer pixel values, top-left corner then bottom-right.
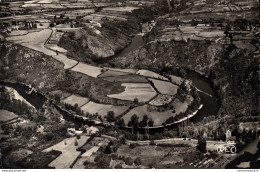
[[148, 119, 154, 127], [133, 98, 139, 104], [115, 118, 125, 127], [196, 136, 207, 153], [139, 114, 149, 127], [104, 144, 112, 154], [107, 111, 115, 122], [134, 157, 142, 166]]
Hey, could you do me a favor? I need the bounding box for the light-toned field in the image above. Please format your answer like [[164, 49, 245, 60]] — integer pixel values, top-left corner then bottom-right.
[[80, 101, 129, 117], [136, 70, 169, 81], [107, 83, 157, 102], [45, 44, 67, 53], [0, 110, 19, 123], [169, 75, 182, 85], [149, 79, 178, 96], [70, 63, 102, 78], [98, 69, 129, 78], [104, 67, 138, 74], [6, 29, 77, 69], [197, 30, 224, 38], [102, 74, 148, 83], [62, 94, 90, 107], [43, 136, 89, 169], [149, 94, 173, 106], [103, 6, 139, 12]]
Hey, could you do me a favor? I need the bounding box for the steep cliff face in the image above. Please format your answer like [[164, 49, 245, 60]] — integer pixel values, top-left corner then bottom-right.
[[0, 42, 128, 105], [58, 20, 139, 63]]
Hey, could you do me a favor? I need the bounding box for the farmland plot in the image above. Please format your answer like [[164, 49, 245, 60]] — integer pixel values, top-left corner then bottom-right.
[[102, 74, 148, 83], [148, 79, 178, 96], [169, 75, 182, 85], [107, 83, 157, 102], [43, 136, 89, 169], [0, 110, 19, 123], [136, 70, 169, 81], [62, 94, 90, 107], [6, 29, 77, 69], [80, 101, 129, 117], [124, 96, 193, 126], [70, 63, 102, 78], [149, 94, 173, 106]]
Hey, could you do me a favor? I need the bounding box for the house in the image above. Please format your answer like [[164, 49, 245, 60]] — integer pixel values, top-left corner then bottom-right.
[[86, 126, 99, 135]]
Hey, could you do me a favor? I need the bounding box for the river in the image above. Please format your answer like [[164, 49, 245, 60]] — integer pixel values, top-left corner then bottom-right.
[[0, 81, 46, 109]]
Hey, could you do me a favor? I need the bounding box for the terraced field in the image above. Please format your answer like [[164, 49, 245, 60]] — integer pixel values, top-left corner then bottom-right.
[[148, 79, 178, 96], [80, 101, 129, 117], [136, 70, 169, 81], [62, 94, 90, 107], [107, 83, 157, 102], [123, 96, 193, 127]]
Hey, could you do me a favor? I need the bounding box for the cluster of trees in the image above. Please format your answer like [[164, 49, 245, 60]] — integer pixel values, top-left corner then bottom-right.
[[127, 114, 154, 130]]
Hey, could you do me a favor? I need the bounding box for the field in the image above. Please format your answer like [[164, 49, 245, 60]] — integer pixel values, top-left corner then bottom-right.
[[136, 70, 169, 81], [104, 68, 138, 74], [0, 110, 19, 123], [116, 144, 187, 167], [6, 29, 77, 69], [45, 44, 68, 53], [169, 75, 182, 85], [123, 96, 192, 126], [101, 74, 148, 83], [149, 94, 173, 106], [62, 94, 90, 107], [107, 83, 157, 102], [148, 79, 178, 96], [43, 136, 89, 169], [70, 63, 102, 78], [98, 69, 130, 78], [80, 101, 129, 117], [9, 30, 28, 36]]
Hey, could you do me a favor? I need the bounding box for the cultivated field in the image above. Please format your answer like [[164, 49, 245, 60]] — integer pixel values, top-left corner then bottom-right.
[[104, 67, 138, 74], [136, 70, 169, 81], [107, 83, 157, 102], [0, 110, 19, 123], [101, 74, 148, 83], [62, 94, 90, 107], [149, 94, 173, 106], [70, 63, 102, 78], [43, 136, 89, 169], [148, 79, 178, 96], [6, 29, 77, 69], [80, 101, 129, 117], [169, 75, 182, 85], [123, 96, 193, 126]]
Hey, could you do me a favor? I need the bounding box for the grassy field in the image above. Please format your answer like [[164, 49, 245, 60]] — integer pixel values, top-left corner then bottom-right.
[[6, 29, 77, 69], [136, 70, 169, 81], [0, 110, 19, 123], [123, 96, 192, 126], [70, 63, 102, 78], [102, 74, 148, 83], [62, 94, 90, 107], [116, 144, 186, 167], [80, 101, 129, 117], [148, 94, 173, 106], [169, 75, 182, 85], [148, 79, 178, 96], [43, 136, 89, 169], [107, 83, 157, 102]]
